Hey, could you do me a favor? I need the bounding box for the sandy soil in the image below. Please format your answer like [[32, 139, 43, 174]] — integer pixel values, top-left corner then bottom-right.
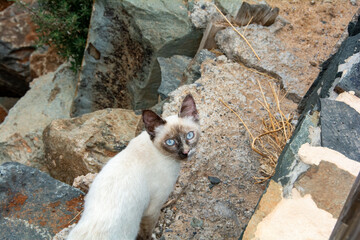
[[266, 0, 359, 92]]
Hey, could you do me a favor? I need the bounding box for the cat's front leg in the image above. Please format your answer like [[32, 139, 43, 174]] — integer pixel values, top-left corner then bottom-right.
[[136, 212, 160, 240]]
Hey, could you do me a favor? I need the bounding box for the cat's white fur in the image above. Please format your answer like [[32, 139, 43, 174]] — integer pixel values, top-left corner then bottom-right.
[[67, 114, 199, 240]]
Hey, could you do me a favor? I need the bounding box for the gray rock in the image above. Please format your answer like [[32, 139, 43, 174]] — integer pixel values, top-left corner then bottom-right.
[[0, 63, 77, 171], [208, 176, 221, 185], [72, 0, 203, 116], [335, 52, 360, 97], [190, 2, 222, 29], [158, 55, 192, 100], [215, 0, 243, 18], [43, 108, 143, 184], [272, 112, 317, 196], [190, 217, 204, 228], [320, 99, 360, 162], [298, 24, 360, 114], [0, 162, 84, 239], [183, 49, 216, 85], [0, 2, 36, 97], [215, 23, 308, 103]]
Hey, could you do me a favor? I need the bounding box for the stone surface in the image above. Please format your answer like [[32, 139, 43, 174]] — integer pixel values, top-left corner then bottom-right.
[[72, 0, 202, 116], [72, 173, 97, 193], [299, 143, 360, 177], [215, 0, 243, 18], [159, 55, 296, 239], [298, 26, 360, 114], [295, 161, 355, 218], [0, 1, 37, 97], [336, 91, 360, 114], [190, 2, 222, 29], [157, 55, 192, 100], [253, 188, 337, 240], [30, 46, 64, 79], [320, 99, 360, 162], [215, 22, 308, 103], [182, 49, 217, 85], [0, 63, 77, 171], [335, 52, 360, 97], [272, 112, 318, 195], [233, 2, 279, 27], [0, 162, 84, 239], [208, 176, 221, 185], [242, 180, 283, 240], [43, 108, 143, 184]]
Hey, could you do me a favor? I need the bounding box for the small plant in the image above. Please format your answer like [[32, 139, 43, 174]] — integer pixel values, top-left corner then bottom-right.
[[16, 0, 92, 71]]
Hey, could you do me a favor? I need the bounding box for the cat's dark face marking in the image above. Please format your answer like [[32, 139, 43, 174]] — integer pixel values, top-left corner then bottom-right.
[[142, 94, 200, 160], [159, 123, 200, 161]]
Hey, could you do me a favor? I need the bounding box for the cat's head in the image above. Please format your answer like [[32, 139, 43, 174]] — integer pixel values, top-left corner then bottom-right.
[[142, 94, 201, 161]]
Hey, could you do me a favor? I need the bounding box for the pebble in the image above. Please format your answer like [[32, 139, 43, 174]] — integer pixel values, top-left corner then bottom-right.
[[190, 217, 204, 228], [208, 176, 221, 185], [244, 210, 253, 218]]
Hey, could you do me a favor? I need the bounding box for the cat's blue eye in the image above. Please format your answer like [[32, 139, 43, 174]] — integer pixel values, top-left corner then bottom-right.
[[186, 131, 194, 140], [165, 139, 175, 146]]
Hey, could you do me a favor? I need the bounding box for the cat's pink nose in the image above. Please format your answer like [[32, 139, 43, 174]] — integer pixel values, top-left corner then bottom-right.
[[183, 150, 189, 155]]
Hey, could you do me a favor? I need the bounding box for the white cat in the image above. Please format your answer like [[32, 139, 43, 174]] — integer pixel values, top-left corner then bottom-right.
[[67, 94, 200, 240]]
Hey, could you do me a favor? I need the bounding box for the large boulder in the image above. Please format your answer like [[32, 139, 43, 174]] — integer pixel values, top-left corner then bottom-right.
[[0, 0, 37, 97], [72, 0, 203, 116], [43, 108, 143, 184], [0, 162, 84, 239], [0, 63, 77, 171]]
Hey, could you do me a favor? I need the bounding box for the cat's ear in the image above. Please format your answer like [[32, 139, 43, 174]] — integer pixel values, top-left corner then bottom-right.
[[179, 94, 199, 121], [142, 110, 166, 139]]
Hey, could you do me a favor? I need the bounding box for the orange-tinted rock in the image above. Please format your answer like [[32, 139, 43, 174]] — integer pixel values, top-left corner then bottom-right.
[[0, 162, 84, 239], [30, 46, 64, 78], [43, 108, 143, 184], [295, 161, 355, 218], [243, 180, 283, 240]]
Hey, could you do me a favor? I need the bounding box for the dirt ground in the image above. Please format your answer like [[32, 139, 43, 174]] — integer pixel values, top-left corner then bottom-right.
[[266, 0, 359, 92]]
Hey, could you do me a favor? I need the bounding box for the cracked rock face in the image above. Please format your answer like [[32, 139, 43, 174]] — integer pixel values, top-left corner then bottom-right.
[[0, 63, 77, 171], [43, 108, 143, 185], [0, 1, 37, 98], [72, 0, 202, 116], [215, 21, 309, 103], [0, 162, 84, 239]]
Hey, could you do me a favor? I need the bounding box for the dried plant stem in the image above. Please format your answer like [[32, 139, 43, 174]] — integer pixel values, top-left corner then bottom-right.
[[214, 4, 261, 61], [69, 209, 83, 224], [219, 98, 254, 140], [243, 16, 254, 35]]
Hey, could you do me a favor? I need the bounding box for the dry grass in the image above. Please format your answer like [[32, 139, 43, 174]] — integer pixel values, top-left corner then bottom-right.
[[214, 4, 261, 61], [220, 70, 294, 184], [214, 3, 293, 183]]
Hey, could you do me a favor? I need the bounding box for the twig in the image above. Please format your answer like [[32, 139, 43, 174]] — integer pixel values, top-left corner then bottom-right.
[[214, 4, 261, 61], [243, 16, 254, 35], [219, 98, 255, 140], [69, 210, 83, 224]]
